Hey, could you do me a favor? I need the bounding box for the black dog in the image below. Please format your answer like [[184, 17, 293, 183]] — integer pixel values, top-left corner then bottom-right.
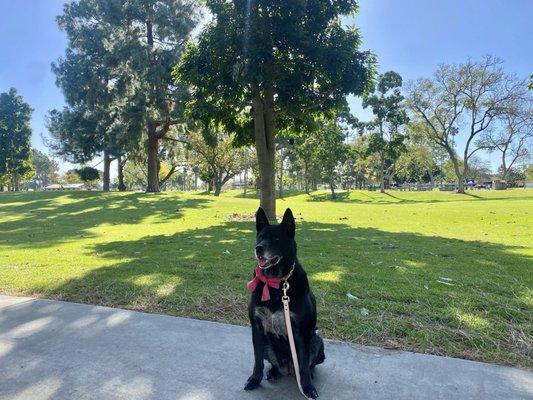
[[244, 207, 325, 399]]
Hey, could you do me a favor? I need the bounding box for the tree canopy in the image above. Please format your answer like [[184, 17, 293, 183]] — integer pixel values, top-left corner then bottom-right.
[[175, 0, 375, 218], [361, 71, 409, 192], [50, 0, 201, 192]]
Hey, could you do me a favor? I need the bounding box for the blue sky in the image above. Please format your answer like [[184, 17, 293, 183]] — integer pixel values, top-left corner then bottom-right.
[[0, 0, 532, 173]]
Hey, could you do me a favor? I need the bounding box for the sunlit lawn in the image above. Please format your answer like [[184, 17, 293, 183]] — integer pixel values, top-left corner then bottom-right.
[[0, 189, 531, 367]]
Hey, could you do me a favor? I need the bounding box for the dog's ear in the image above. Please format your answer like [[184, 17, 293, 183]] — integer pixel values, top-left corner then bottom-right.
[[281, 208, 295, 237], [256, 207, 269, 233]]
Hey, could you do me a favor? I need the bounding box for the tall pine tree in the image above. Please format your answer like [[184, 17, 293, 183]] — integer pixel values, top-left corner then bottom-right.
[[50, 0, 200, 192], [0, 88, 34, 191]]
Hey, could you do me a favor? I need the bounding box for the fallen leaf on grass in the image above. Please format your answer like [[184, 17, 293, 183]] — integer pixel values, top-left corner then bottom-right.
[[347, 293, 359, 300], [436, 278, 454, 286]]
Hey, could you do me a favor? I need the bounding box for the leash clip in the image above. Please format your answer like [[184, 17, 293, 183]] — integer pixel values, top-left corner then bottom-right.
[[282, 281, 290, 302]]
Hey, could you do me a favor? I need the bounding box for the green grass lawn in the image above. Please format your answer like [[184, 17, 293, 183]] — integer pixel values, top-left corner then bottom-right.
[[1, 189, 532, 367]]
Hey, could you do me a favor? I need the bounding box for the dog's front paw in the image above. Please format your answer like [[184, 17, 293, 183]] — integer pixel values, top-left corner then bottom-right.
[[244, 376, 261, 391], [303, 384, 319, 399]]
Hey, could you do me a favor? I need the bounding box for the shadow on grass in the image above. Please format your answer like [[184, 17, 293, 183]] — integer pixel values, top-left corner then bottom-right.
[[0, 191, 212, 249], [233, 188, 305, 200], [27, 220, 533, 367], [306, 190, 533, 204]]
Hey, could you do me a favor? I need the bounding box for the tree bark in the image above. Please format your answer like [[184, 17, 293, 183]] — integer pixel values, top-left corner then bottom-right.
[[379, 154, 385, 193], [13, 174, 20, 192], [117, 155, 127, 191], [243, 168, 248, 198], [103, 151, 111, 192], [253, 93, 276, 221], [450, 157, 465, 194], [278, 148, 283, 198], [145, 14, 161, 193], [329, 180, 336, 199], [146, 124, 160, 192], [214, 177, 222, 196], [304, 162, 309, 194]]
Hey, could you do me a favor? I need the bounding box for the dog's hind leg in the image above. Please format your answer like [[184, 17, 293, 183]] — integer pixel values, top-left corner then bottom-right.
[[309, 331, 325, 369], [266, 365, 282, 381]]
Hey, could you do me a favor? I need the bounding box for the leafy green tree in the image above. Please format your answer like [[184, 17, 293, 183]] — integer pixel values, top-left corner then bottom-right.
[[28, 149, 59, 189], [75, 166, 100, 182], [395, 144, 437, 184], [62, 169, 82, 184], [361, 71, 409, 192], [51, 0, 200, 192], [175, 0, 375, 219], [310, 118, 349, 198], [499, 166, 524, 187], [0, 88, 34, 191], [293, 134, 321, 194], [123, 160, 148, 190], [183, 129, 252, 196], [407, 56, 527, 193], [523, 164, 533, 180]]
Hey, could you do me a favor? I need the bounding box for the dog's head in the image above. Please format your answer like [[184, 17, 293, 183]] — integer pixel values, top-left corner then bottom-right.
[[254, 207, 296, 279]]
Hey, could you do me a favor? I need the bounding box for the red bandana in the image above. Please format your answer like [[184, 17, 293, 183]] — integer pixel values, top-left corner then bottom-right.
[[246, 266, 282, 302]]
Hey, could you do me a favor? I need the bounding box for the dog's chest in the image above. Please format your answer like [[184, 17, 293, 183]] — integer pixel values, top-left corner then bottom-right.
[[254, 306, 296, 337]]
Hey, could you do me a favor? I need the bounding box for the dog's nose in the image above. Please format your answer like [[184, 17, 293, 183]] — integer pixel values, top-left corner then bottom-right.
[[255, 245, 264, 256]]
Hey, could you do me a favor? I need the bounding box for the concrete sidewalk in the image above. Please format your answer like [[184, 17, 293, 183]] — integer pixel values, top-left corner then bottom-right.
[[0, 295, 531, 400]]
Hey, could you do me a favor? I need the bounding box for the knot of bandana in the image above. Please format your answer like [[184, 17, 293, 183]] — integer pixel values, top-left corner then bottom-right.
[[246, 266, 282, 302]]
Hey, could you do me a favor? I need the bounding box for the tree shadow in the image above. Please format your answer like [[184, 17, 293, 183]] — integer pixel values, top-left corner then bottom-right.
[[0, 191, 212, 249], [22, 220, 533, 367], [233, 188, 305, 199], [2, 296, 531, 400], [0, 297, 311, 400], [306, 190, 533, 205]]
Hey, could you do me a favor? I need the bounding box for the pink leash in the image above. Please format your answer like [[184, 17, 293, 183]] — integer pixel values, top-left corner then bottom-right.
[[281, 279, 311, 399]]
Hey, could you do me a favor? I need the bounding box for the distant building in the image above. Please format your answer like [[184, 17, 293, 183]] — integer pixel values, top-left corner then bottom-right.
[[525, 181, 533, 189]]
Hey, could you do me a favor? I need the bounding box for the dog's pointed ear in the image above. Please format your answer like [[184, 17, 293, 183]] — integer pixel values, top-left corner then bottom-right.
[[256, 207, 269, 233], [281, 208, 295, 237]]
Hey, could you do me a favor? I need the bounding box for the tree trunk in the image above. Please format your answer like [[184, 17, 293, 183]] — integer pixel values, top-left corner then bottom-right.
[[450, 157, 465, 194], [379, 154, 385, 193], [428, 169, 434, 188], [243, 168, 248, 198], [253, 94, 276, 221], [13, 174, 20, 191], [117, 156, 127, 191], [214, 178, 222, 196], [304, 162, 309, 194], [329, 181, 336, 199], [102, 151, 111, 192], [278, 148, 283, 199], [146, 124, 160, 192]]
